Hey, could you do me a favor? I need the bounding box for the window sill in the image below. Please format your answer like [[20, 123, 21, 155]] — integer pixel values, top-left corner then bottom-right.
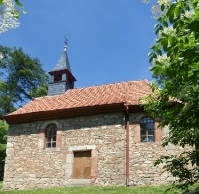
[[39, 148, 60, 152], [135, 142, 161, 145]]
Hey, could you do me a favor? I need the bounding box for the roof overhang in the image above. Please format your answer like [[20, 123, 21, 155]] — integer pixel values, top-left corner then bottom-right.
[[1, 103, 144, 124]]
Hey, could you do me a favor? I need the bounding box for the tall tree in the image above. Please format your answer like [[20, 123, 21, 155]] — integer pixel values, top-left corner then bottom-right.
[[0, 45, 48, 115], [142, 0, 199, 191], [0, 45, 48, 178]]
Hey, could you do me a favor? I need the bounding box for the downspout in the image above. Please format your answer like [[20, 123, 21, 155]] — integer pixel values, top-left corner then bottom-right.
[[124, 104, 130, 186]]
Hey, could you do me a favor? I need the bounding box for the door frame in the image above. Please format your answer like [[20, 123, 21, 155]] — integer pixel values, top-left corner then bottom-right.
[[73, 150, 91, 179], [65, 145, 98, 184]]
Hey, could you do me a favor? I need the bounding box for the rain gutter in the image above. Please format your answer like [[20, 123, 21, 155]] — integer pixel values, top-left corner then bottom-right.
[[124, 104, 130, 186]]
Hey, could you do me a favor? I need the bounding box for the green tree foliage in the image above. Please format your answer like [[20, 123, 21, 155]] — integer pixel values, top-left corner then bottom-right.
[[0, 0, 26, 34], [0, 45, 48, 115], [0, 45, 48, 178], [0, 120, 7, 180], [143, 0, 199, 191], [0, 0, 26, 19]]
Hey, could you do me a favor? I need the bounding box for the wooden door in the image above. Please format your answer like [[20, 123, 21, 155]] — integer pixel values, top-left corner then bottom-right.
[[73, 151, 91, 179]]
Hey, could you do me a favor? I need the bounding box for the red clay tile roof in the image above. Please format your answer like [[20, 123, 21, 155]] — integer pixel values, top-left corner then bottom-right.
[[8, 80, 151, 116]]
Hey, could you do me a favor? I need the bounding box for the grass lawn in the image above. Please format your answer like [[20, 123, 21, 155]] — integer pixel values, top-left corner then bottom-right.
[[0, 181, 199, 194]]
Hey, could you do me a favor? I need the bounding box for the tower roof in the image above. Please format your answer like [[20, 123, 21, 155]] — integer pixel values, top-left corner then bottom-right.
[[52, 46, 71, 72]]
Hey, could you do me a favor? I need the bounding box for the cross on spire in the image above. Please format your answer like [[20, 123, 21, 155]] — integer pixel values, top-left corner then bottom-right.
[[64, 35, 68, 47]]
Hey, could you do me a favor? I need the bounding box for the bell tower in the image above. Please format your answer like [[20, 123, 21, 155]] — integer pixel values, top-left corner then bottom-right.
[[47, 37, 76, 96]]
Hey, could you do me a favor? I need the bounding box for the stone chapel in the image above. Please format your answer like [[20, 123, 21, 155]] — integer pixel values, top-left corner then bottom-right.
[[1, 42, 183, 190]]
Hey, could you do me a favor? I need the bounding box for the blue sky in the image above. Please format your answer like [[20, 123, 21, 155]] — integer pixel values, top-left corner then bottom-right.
[[0, 0, 157, 88]]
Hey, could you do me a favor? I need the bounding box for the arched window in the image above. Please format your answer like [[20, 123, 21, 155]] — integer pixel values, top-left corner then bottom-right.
[[46, 124, 57, 148], [140, 117, 154, 142]]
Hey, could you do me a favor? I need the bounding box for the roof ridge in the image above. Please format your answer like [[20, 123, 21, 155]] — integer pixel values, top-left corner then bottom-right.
[[30, 79, 149, 100], [70, 79, 149, 91]]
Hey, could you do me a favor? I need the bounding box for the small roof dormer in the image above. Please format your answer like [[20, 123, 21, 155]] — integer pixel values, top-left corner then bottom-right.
[[47, 37, 76, 96]]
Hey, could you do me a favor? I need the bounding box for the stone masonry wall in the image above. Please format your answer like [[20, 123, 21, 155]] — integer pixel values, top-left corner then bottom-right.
[[3, 111, 190, 190], [3, 112, 126, 190], [129, 112, 188, 186]]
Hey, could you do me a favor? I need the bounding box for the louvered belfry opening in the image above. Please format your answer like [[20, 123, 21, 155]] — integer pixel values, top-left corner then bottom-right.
[[54, 74, 62, 82], [73, 151, 91, 179]]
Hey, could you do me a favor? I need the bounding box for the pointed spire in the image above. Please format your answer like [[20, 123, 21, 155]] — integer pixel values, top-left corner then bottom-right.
[[47, 37, 76, 96], [52, 36, 71, 72]]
